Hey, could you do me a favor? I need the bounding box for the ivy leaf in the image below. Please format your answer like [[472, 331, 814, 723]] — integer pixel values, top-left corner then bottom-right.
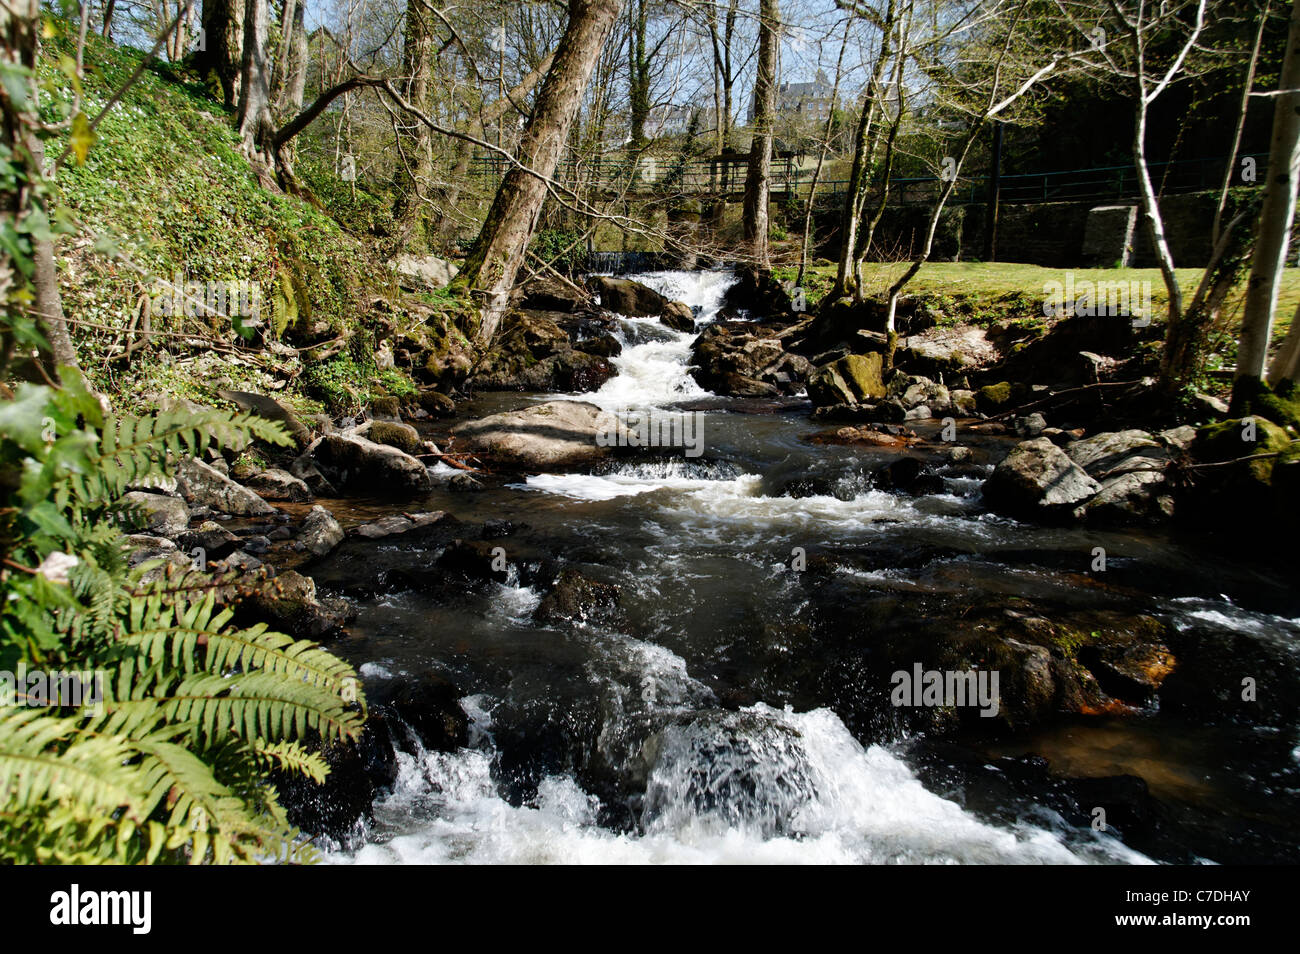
[[69, 112, 95, 165]]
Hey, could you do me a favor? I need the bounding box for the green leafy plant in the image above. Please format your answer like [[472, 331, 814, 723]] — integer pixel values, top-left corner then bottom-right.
[[0, 369, 365, 864]]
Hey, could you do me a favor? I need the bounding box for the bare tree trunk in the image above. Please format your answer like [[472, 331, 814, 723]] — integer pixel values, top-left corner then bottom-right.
[[706, 0, 738, 151], [1, 1, 79, 376], [236, 0, 273, 158], [283, 1, 308, 114], [454, 0, 624, 342], [197, 0, 245, 109], [270, 0, 297, 110], [390, 0, 436, 242], [797, 17, 852, 288], [831, 0, 896, 302], [742, 0, 778, 270], [628, 0, 650, 149]]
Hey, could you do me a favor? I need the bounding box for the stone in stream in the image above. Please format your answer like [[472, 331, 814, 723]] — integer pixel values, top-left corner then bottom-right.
[[660, 300, 696, 333], [244, 467, 312, 502], [299, 505, 345, 557], [451, 400, 613, 471], [309, 433, 433, 497], [359, 420, 423, 456], [354, 511, 448, 539], [1066, 429, 1174, 525], [238, 569, 352, 638], [586, 275, 669, 317], [118, 491, 191, 536], [534, 568, 621, 627], [689, 323, 809, 397], [176, 457, 278, 517], [982, 437, 1101, 517], [175, 522, 242, 560]]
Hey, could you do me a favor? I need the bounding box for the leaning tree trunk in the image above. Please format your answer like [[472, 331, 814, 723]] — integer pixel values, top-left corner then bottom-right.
[[455, 0, 624, 343], [742, 0, 778, 270], [1242, 0, 1300, 395], [197, 0, 245, 109]]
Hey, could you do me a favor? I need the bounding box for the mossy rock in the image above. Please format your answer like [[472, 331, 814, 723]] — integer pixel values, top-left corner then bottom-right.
[[1195, 416, 1292, 484], [367, 420, 422, 455], [368, 395, 404, 421], [977, 381, 1013, 411], [1234, 379, 1300, 430], [418, 390, 456, 417]]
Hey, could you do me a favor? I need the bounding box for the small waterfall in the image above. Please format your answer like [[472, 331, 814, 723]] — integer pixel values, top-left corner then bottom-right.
[[586, 269, 736, 410]]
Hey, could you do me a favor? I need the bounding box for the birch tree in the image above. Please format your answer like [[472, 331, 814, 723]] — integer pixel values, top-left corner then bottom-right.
[[1242, 0, 1300, 397]]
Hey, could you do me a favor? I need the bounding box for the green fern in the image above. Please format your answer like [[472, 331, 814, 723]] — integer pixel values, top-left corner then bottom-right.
[[0, 370, 365, 864]]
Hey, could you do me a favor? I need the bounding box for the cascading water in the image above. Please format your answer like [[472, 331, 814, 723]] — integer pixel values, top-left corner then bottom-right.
[[584, 270, 735, 409], [329, 270, 1300, 866]]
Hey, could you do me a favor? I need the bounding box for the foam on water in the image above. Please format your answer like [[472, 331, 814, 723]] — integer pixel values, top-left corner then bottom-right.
[[332, 699, 1148, 865]]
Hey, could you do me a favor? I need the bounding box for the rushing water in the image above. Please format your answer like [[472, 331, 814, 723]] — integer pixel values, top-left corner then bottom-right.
[[327, 271, 1300, 865]]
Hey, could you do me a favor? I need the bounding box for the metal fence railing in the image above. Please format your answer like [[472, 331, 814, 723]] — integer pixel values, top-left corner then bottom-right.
[[468, 152, 1267, 207]]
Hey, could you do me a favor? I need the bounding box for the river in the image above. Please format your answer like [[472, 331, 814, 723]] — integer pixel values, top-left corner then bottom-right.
[[324, 270, 1300, 865]]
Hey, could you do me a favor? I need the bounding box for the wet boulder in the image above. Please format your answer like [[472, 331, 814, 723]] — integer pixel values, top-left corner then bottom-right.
[[516, 274, 593, 313], [534, 568, 621, 627], [299, 505, 345, 557], [587, 276, 669, 317], [660, 301, 697, 333], [176, 458, 277, 517], [386, 673, 470, 752], [309, 433, 433, 497], [897, 375, 952, 415], [720, 266, 794, 319], [239, 569, 352, 638], [175, 522, 242, 561], [451, 401, 613, 471], [982, 437, 1101, 518], [360, 420, 423, 456], [1066, 429, 1174, 525], [436, 538, 510, 585], [689, 323, 808, 396], [244, 467, 312, 502]]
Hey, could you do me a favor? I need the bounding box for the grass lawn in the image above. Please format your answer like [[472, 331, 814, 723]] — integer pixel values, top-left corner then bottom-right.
[[774, 261, 1300, 341]]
